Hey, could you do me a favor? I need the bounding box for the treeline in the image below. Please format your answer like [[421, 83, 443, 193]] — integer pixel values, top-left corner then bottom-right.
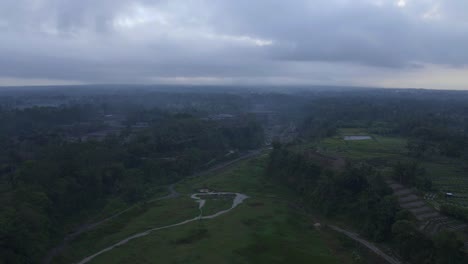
[[441, 204, 468, 223], [0, 105, 107, 168], [0, 105, 100, 138], [392, 161, 432, 190], [267, 143, 397, 241], [300, 94, 468, 158], [0, 112, 264, 263], [266, 144, 467, 264]]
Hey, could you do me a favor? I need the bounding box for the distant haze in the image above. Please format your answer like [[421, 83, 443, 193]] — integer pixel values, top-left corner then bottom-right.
[[1, 0, 468, 90]]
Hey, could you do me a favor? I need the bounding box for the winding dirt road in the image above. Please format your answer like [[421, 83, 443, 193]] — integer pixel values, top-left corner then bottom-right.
[[44, 150, 263, 264], [329, 225, 401, 264], [44, 148, 402, 264], [43, 184, 179, 264], [77, 192, 249, 264]]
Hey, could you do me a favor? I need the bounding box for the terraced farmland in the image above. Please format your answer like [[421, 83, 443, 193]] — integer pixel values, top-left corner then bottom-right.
[[386, 179, 467, 235], [316, 129, 468, 210], [422, 161, 468, 208]]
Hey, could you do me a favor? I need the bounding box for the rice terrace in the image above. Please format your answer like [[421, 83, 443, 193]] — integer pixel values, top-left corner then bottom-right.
[[312, 128, 468, 241], [4, 1, 468, 263], [318, 128, 468, 209], [3, 87, 468, 264]]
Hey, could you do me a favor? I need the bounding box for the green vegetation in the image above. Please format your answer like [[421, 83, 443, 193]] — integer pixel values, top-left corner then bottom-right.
[[268, 144, 397, 242], [55, 197, 199, 263], [52, 156, 368, 264], [423, 161, 468, 208], [278, 92, 468, 262], [268, 143, 467, 264], [315, 130, 468, 209], [0, 106, 265, 263], [440, 204, 468, 222], [317, 130, 407, 164], [199, 195, 234, 216], [5, 87, 468, 263]]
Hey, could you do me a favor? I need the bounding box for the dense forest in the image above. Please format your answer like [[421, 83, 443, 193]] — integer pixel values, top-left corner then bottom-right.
[[266, 145, 467, 263], [0, 98, 265, 263], [300, 91, 468, 158], [3, 86, 468, 263], [266, 89, 468, 264]]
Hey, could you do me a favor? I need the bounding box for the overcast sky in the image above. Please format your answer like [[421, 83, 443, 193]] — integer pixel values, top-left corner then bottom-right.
[[1, 0, 467, 89]]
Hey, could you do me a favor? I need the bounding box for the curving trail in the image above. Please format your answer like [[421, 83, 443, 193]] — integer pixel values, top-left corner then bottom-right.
[[76, 192, 249, 264], [43, 184, 179, 264], [44, 150, 263, 264], [329, 225, 401, 264], [152, 184, 180, 201]]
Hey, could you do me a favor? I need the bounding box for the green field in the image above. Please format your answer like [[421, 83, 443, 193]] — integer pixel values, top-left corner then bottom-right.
[[54, 197, 200, 263], [422, 160, 468, 208], [54, 155, 368, 264], [314, 129, 468, 208], [317, 131, 407, 166], [198, 194, 235, 216]]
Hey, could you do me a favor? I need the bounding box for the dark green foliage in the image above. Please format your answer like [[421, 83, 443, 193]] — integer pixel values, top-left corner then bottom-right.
[[315, 166, 397, 241], [266, 147, 397, 242], [172, 228, 210, 245], [300, 94, 468, 159], [359, 195, 398, 242], [392, 220, 434, 263], [267, 147, 467, 264], [267, 146, 322, 197], [0, 107, 265, 263], [440, 204, 468, 222], [433, 231, 467, 264], [392, 161, 432, 190], [392, 221, 467, 264], [395, 209, 416, 222]]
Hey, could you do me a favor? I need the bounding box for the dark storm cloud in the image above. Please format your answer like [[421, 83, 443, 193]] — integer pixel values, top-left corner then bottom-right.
[[0, 0, 467, 86], [209, 0, 468, 67]]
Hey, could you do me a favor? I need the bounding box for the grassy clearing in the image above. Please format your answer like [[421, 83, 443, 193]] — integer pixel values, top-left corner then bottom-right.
[[200, 194, 235, 216], [57, 155, 358, 264], [93, 197, 339, 264], [317, 133, 408, 166], [314, 128, 468, 208], [54, 197, 199, 263], [321, 229, 389, 264], [175, 156, 270, 195], [53, 185, 171, 250]]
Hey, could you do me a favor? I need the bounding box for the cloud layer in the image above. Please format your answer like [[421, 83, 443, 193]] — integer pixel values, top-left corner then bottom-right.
[[1, 0, 468, 89]]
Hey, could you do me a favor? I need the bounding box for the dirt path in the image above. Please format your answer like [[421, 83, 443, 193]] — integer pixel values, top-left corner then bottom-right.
[[43, 184, 179, 264], [77, 192, 249, 264], [44, 149, 263, 264], [329, 225, 401, 264], [289, 203, 401, 264]]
